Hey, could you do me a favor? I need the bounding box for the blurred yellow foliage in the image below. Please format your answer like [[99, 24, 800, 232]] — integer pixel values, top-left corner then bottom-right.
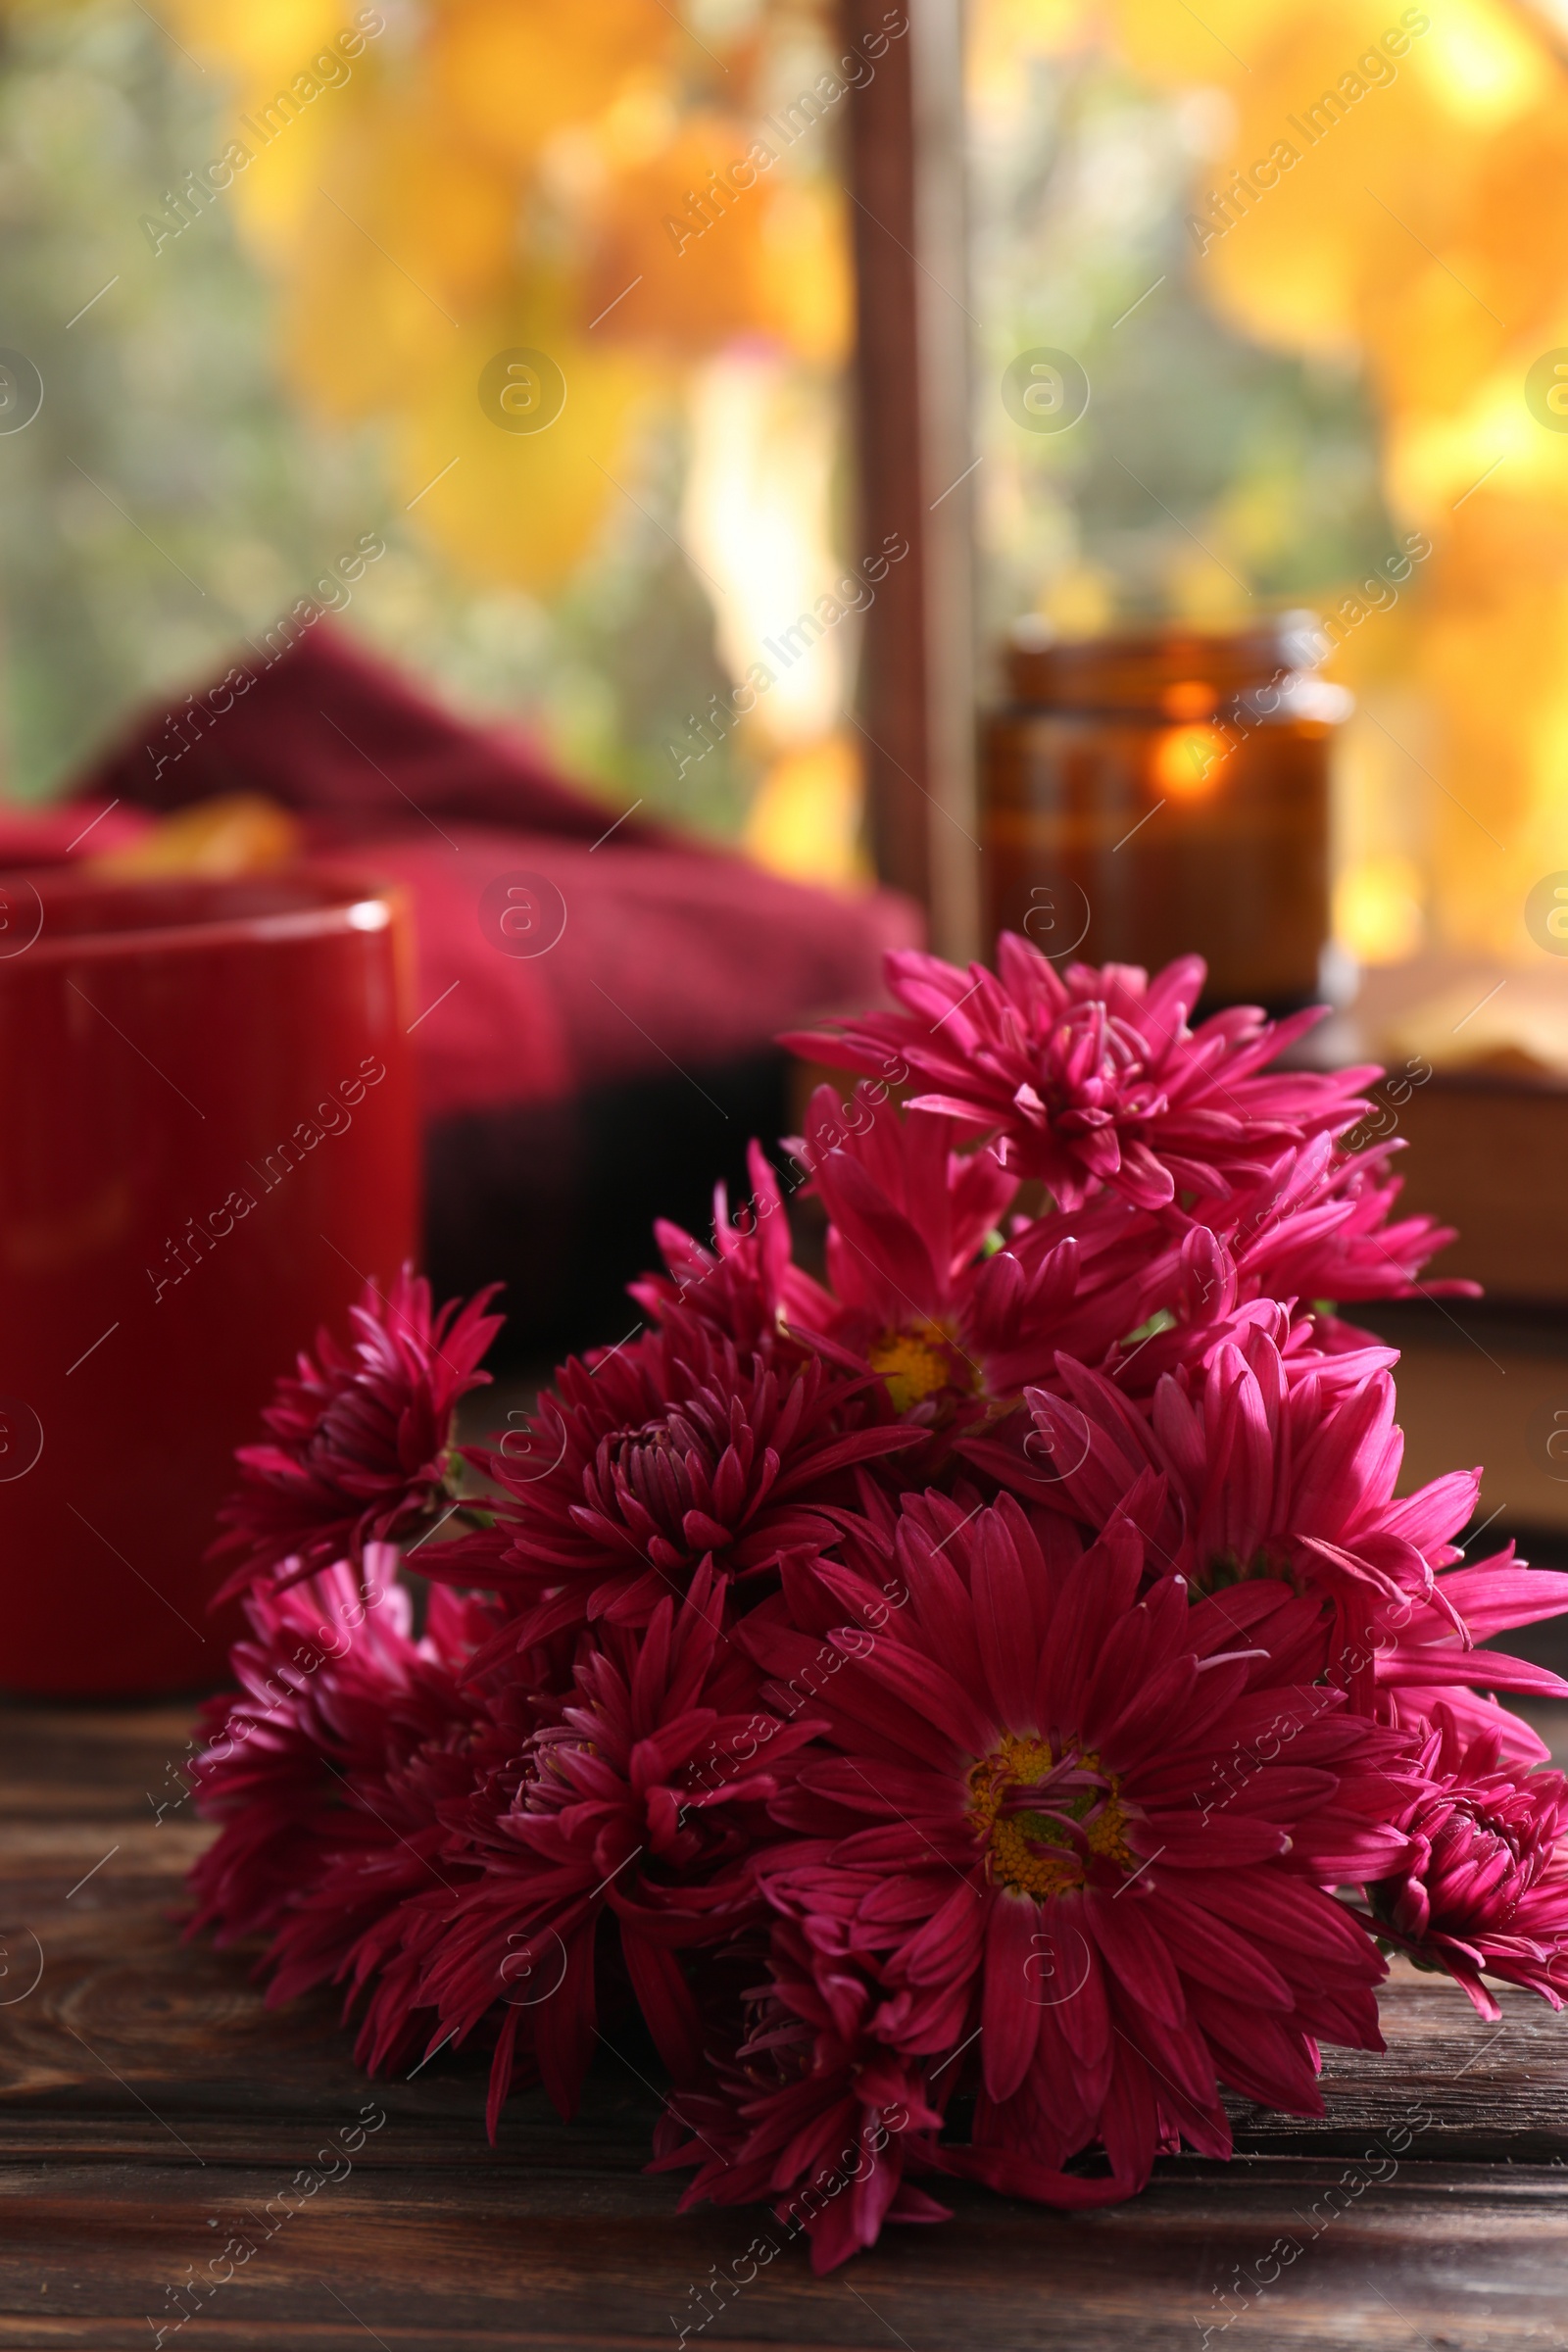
[[169, 0, 850, 605], [585, 118, 789, 349], [389, 315, 649, 593], [743, 731, 868, 884], [1112, 0, 1288, 86], [1015, 0, 1568, 957], [280, 114, 519, 416], [164, 0, 350, 88], [757, 181, 854, 365], [426, 0, 673, 171]]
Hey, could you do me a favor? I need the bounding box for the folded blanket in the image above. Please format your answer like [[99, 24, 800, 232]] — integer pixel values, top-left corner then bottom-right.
[[57, 626, 920, 1347]]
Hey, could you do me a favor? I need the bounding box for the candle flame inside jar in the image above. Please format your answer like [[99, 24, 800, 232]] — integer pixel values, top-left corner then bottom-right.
[[1153, 721, 1231, 799], [1159, 678, 1219, 720]]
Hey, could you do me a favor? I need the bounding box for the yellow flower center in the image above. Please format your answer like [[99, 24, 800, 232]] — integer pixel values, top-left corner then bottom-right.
[[868, 1321, 972, 1412], [967, 1734, 1135, 1899]]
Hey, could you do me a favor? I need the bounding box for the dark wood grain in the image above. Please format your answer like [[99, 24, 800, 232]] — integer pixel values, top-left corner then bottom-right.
[[2, 1698, 1567, 2350]]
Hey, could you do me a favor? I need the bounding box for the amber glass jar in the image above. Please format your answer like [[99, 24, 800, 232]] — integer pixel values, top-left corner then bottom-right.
[[981, 613, 1347, 1010]]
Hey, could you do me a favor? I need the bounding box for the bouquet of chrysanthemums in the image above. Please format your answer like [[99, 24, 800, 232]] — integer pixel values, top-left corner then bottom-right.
[[188, 936, 1568, 2270]]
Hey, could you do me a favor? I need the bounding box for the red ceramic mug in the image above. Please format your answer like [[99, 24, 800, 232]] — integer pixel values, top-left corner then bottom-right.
[[0, 866, 419, 1695]]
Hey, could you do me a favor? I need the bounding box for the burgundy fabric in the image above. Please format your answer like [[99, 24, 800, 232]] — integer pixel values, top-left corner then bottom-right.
[[62, 627, 922, 1115], [115, 621, 674, 847], [0, 799, 151, 868]]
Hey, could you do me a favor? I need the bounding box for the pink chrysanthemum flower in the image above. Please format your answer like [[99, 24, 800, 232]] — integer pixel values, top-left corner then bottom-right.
[[212, 1266, 503, 1595], [1365, 1705, 1568, 2017], [789, 1082, 1016, 1410], [1374, 1556, 1568, 1759], [662, 1088, 1235, 1474], [1017, 1322, 1469, 1623], [1206, 1132, 1477, 1322], [652, 1920, 952, 2273], [781, 1081, 1200, 1414], [786, 938, 1377, 1210], [416, 1564, 820, 2130], [179, 908, 1568, 2256], [433, 1319, 917, 1645], [1002, 1323, 1568, 1723], [745, 1493, 1414, 2203], [187, 1547, 494, 2067], [630, 1140, 836, 1359]]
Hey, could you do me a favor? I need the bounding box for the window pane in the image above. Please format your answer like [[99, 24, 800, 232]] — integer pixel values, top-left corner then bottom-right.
[[970, 0, 1565, 967], [0, 0, 859, 879]]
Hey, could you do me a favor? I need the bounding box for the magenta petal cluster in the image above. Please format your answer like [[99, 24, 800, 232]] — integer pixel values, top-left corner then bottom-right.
[[784, 939, 1379, 1209], [189, 934, 1568, 2268], [1365, 1705, 1568, 2017], [437, 1316, 918, 1643], [745, 1494, 1413, 2192], [212, 1265, 503, 1594]]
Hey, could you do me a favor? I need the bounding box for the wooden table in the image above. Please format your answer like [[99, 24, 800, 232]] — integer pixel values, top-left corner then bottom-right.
[[2, 1698, 1566, 2351]]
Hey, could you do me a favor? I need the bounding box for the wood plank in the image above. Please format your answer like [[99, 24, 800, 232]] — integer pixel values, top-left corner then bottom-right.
[[0, 2154, 1566, 2350]]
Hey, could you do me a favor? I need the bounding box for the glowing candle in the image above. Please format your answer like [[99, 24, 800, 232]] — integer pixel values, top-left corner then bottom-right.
[[981, 614, 1348, 1010]]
